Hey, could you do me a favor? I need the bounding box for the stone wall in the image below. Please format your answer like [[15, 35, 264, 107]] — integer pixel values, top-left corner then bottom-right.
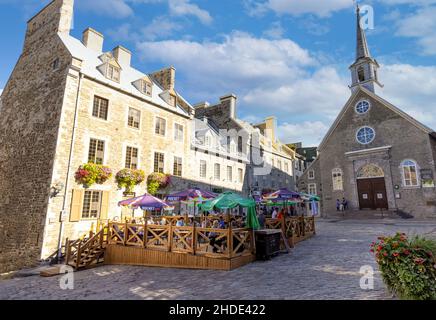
[[0, 0, 74, 272]]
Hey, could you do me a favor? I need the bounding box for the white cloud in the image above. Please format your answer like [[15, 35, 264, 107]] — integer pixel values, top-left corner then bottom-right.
[[136, 31, 316, 102], [379, 63, 436, 129], [263, 21, 285, 39], [168, 0, 212, 25], [394, 6, 436, 55], [76, 0, 133, 18], [277, 121, 330, 146], [246, 0, 353, 17]]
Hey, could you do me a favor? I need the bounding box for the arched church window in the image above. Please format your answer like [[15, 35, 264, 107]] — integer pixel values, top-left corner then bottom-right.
[[356, 126, 375, 144], [401, 160, 419, 187], [358, 67, 365, 82], [332, 168, 343, 191]]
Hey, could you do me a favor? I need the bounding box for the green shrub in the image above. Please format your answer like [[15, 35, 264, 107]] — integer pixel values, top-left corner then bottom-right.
[[115, 169, 145, 193], [371, 233, 436, 300]]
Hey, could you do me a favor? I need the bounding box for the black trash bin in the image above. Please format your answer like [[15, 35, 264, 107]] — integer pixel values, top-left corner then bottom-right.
[[255, 229, 282, 260]]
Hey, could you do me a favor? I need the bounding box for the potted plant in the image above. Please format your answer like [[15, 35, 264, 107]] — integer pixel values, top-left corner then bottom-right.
[[74, 163, 112, 188], [115, 168, 146, 194], [146, 173, 171, 195]]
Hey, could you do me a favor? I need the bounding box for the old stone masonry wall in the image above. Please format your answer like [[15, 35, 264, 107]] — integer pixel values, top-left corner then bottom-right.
[[0, 0, 73, 273]]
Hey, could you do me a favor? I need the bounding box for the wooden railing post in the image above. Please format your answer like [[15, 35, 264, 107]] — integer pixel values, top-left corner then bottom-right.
[[143, 221, 147, 249], [65, 239, 70, 264], [76, 241, 82, 270], [192, 225, 196, 255], [124, 221, 128, 246], [228, 226, 233, 258], [168, 224, 173, 252]]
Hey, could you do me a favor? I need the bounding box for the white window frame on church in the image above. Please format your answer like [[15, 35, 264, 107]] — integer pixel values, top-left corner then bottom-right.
[[356, 126, 376, 145], [332, 168, 343, 191], [308, 183, 317, 195], [308, 170, 315, 180], [355, 100, 370, 114], [401, 160, 420, 187]]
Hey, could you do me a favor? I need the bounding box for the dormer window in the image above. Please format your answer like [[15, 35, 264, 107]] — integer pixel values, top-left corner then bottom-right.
[[169, 94, 177, 107], [107, 64, 120, 82], [141, 80, 152, 96]]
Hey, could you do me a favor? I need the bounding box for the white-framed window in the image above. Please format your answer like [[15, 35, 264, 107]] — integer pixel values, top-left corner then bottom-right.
[[107, 64, 120, 82], [141, 80, 152, 96], [308, 170, 315, 180], [199, 160, 207, 178], [174, 123, 184, 142], [356, 126, 375, 145], [332, 168, 343, 191], [227, 166, 233, 181], [155, 117, 166, 136], [285, 162, 289, 174], [401, 160, 419, 187], [88, 138, 105, 164], [214, 163, 220, 180], [125, 146, 138, 169], [173, 156, 183, 177], [169, 94, 177, 107], [154, 152, 165, 173], [92, 96, 109, 120], [355, 100, 371, 114], [238, 168, 243, 183], [127, 107, 140, 129], [82, 190, 102, 219], [308, 183, 317, 195]]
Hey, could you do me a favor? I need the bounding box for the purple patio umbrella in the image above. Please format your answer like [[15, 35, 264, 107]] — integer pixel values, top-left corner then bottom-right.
[[165, 188, 217, 202], [263, 188, 301, 201], [118, 193, 174, 211]]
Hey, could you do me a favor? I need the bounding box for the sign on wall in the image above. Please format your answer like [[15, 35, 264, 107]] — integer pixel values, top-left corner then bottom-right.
[[420, 169, 435, 188]]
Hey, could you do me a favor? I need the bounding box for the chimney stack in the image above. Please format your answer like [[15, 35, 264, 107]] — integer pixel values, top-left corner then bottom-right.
[[113, 46, 131, 67], [220, 94, 237, 119], [82, 28, 104, 53], [151, 67, 176, 91]]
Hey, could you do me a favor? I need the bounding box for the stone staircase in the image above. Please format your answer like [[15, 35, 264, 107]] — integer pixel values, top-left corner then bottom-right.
[[327, 209, 406, 220]]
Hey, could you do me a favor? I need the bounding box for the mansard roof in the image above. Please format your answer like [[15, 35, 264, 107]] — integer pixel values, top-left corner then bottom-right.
[[58, 33, 192, 117], [318, 85, 435, 151]]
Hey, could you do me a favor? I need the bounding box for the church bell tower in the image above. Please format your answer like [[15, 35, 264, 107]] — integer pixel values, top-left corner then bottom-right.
[[349, 5, 382, 93]]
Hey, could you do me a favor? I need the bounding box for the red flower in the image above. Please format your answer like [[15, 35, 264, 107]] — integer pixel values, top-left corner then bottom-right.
[[392, 252, 399, 257], [414, 258, 425, 265], [403, 250, 410, 255], [383, 252, 388, 257]]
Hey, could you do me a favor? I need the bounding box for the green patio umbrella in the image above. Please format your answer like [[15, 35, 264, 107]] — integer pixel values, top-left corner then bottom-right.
[[198, 192, 260, 230]]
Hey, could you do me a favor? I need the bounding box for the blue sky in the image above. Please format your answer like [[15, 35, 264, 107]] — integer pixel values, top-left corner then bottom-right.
[[1, 0, 436, 146]]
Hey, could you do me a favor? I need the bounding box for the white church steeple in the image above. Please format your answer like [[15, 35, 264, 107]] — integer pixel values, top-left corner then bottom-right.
[[349, 5, 382, 93]]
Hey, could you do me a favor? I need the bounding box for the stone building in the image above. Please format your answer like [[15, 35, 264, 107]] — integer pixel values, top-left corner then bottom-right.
[[0, 0, 205, 272], [297, 7, 436, 219], [194, 98, 296, 196]]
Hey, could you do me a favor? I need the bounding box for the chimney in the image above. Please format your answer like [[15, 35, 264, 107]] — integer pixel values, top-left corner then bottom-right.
[[220, 94, 237, 119], [264, 116, 277, 142], [113, 46, 131, 67], [82, 28, 104, 52], [151, 66, 176, 91]]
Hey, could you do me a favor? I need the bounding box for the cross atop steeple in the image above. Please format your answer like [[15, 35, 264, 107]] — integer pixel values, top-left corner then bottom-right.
[[349, 4, 383, 93]]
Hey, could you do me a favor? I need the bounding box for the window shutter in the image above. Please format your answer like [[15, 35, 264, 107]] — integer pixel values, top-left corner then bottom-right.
[[100, 191, 110, 221], [70, 189, 84, 222]]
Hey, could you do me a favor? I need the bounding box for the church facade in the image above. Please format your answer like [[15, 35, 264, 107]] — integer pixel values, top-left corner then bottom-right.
[[297, 7, 436, 219]]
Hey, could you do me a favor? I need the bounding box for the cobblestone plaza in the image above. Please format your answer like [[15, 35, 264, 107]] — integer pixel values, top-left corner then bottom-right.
[[1, 219, 435, 300]]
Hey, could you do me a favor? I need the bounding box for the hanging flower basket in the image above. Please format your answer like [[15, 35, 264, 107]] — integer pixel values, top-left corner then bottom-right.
[[146, 173, 171, 195], [115, 168, 146, 194], [74, 163, 112, 188]]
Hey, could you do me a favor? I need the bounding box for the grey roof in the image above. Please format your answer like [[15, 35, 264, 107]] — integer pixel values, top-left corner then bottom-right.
[[356, 6, 371, 60]]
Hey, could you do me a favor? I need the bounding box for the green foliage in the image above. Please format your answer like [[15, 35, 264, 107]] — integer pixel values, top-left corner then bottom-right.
[[371, 233, 436, 300], [115, 169, 145, 193], [146, 173, 171, 195], [75, 163, 112, 187]]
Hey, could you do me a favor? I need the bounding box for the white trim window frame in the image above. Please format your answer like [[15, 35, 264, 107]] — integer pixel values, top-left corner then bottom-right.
[[308, 169, 315, 180], [308, 183, 317, 195], [400, 159, 420, 187], [332, 168, 343, 191]]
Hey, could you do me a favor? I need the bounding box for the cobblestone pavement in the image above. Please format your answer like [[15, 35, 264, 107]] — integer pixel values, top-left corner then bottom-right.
[[1, 219, 436, 300]]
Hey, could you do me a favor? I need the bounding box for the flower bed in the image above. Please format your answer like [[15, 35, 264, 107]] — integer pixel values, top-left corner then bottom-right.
[[371, 233, 436, 300], [75, 163, 112, 187]]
